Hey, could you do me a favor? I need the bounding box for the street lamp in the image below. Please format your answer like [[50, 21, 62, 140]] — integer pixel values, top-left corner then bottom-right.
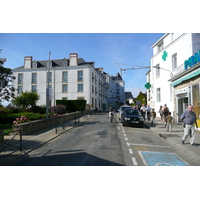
[[153, 66, 173, 77]]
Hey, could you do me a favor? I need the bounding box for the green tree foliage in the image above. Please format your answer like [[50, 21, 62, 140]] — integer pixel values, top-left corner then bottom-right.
[[0, 52, 16, 103], [136, 92, 147, 105], [12, 91, 40, 110]]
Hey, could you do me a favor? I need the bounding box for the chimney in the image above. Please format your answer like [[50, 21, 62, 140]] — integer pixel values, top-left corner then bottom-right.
[[24, 56, 32, 68], [69, 53, 78, 66]]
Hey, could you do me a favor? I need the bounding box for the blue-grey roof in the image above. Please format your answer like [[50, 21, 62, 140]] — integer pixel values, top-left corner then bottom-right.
[[14, 58, 94, 70]]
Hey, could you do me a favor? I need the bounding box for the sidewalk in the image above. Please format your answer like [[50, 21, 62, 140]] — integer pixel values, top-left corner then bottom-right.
[[0, 115, 93, 166], [145, 117, 200, 164]]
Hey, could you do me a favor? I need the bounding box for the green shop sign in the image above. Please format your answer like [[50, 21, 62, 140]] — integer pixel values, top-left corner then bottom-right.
[[184, 50, 200, 70], [144, 82, 151, 89]]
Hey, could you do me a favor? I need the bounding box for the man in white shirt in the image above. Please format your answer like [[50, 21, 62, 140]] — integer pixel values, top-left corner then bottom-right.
[[140, 104, 146, 121]]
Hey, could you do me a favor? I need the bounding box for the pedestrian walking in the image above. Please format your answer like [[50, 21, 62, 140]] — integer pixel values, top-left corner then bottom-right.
[[146, 104, 151, 121], [140, 104, 146, 121], [150, 108, 156, 125], [166, 112, 173, 132], [162, 104, 169, 127], [180, 105, 198, 147], [159, 105, 163, 120]]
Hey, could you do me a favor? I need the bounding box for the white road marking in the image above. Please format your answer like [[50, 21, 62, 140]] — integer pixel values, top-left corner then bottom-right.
[[125, 137, 128, 141], [132, 157, 138, 166], [138, 151, 148, 166], [124, 134, 126, 137], [129, 149, 133, 154], [126, 142, 130, 146], [129, 143, 171, 148]]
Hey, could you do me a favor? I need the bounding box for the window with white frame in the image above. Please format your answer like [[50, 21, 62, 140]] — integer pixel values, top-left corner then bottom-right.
[[18, 74, 23, 84], [78, 71, 83, 82], [62, 59, 67, 67], [62, 71, 68, 82], [32, 85, 37, 93], [156, 65, 160, 78], [33, 62, 37, 68], [78, 84, 83, 92], [157, 42, 163, 53], [18, 86, 23, 94], [32, 73, 37, 84], [157, 88, 161, 102], [62, 84, 68, 93], [172, 53, 177, 71]]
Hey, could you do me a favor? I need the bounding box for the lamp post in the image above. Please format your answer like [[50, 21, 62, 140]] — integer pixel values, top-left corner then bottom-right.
[[46, 51, 51, 119], [153, 66, 173, 77]]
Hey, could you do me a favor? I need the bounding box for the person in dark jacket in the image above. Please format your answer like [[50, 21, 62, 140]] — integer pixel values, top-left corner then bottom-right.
[[180, 105, 198, 147]]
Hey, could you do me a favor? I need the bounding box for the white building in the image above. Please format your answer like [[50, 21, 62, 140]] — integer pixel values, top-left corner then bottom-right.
[[105, 73, 125, 108], [147, 33, 200, 123], [12, 53, 125, 111]]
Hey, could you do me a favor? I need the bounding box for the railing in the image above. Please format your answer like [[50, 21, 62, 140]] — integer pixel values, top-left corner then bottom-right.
[[0, 130, 22, 160], [55, 112, 92, 134]]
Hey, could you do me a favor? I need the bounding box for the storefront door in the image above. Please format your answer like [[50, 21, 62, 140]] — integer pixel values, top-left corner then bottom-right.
[[177, 97, 188, 122]]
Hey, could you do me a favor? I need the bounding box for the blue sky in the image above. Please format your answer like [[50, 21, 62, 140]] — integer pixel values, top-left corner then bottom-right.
[[0, 33, 164, 98]]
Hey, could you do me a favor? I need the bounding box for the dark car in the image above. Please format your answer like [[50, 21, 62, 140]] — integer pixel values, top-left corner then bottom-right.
[[121, 108, 144, 128]]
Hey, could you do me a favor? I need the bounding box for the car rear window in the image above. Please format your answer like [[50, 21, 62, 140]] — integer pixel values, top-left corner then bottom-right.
[[125, 110, 139, 115], [122, 107, 131, 111]]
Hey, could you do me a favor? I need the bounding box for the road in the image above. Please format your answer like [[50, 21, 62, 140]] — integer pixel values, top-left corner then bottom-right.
[[12, 113, 197, 166]]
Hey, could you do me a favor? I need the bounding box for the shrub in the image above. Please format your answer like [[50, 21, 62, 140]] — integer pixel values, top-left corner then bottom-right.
[[75, 99, 86, 112], [0, 109, 7, 114], [6, 105, 20, 113], [56, 99, 86, 112], [51, 104, 66, 115], [13, 116, 30, 124], [0, 112, 44, 124], [32, 105, 46, 114]]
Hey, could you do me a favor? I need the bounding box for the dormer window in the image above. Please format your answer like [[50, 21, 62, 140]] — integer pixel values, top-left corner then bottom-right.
[[33, 61, 37, 68], [62, 59, 67, 67]]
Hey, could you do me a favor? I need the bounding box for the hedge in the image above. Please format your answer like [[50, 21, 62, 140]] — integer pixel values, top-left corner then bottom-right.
[[56, 99, 86, 112], [0, 112, 44, 124]]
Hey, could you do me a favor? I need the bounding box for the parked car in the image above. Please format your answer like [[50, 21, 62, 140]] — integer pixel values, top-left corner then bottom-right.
[[118, 105, 132, 121], [121, 108, 144, 128]]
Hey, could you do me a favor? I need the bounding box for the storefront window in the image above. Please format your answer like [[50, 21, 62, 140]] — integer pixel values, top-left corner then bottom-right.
[[192, 83, 200, 121]]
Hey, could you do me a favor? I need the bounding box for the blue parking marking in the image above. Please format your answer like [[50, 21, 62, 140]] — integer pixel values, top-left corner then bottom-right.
[[138, 151, 188, 166]]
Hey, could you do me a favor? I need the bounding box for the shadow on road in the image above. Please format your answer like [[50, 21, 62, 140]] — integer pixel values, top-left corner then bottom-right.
[[12, 150, 125, 166]]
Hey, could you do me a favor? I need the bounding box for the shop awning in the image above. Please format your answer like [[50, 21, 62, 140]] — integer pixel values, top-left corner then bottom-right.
[[171, 70, 200, 87]]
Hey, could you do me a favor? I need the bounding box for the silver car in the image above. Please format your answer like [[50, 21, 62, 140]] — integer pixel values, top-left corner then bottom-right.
[[118, 105, 132, 121]]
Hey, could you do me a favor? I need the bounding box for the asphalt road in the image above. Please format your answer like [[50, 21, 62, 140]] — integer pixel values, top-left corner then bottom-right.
[[13, 113, 125, 166], [12, 113, 198, 166]]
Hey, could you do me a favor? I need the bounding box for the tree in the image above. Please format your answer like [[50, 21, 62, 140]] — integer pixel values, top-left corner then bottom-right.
[[12, 91, 40, 110], [0, 51, 16, 103], [136, 92, 147, 105]]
